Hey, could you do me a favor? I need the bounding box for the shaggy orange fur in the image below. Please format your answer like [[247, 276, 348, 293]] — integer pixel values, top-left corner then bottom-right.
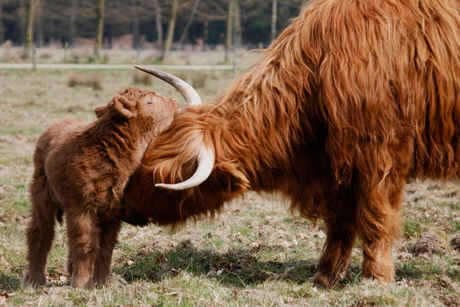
[[124, 0, 460, 289], [23, 87, 180, 289]]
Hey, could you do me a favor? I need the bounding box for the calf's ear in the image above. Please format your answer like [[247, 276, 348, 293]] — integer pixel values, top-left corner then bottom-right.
[[94, 105, 108, 118], [109, 96, 137, 118]]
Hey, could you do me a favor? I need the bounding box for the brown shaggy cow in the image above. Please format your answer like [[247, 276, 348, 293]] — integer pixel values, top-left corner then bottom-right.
[[123, 0, 460, 289], [23, 87, 180, 289]]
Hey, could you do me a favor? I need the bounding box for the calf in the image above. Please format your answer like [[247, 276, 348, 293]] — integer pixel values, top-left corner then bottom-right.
[[23, 87, 180, 289]]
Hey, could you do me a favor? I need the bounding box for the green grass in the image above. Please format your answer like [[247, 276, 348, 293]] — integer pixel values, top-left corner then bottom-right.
[[404, 220, 422, 239], [0, 69, 460, 306]]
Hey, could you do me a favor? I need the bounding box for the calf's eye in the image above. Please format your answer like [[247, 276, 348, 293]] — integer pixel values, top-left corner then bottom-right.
[[148, 98, 153, 105]]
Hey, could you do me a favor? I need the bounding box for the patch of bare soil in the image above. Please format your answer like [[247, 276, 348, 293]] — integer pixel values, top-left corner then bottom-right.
[[353, 295, 389, 307], [440, 295, 459, 307], [418, 280, 438, 289], [450, 235, 460, 252], [138, 239, 172, 255], [418, 276, 460, 292], [410, 232, 446, 256], [0, 213, 27, 224]]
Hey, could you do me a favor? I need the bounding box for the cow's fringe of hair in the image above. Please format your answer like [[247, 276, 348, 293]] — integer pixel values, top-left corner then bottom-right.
[[132, 0, 460, 228]]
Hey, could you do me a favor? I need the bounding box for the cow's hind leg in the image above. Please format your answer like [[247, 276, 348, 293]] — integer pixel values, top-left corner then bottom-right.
[[311, 216, 356, 289], [23, 172, 60, 288], [93, 218, 121, 286]]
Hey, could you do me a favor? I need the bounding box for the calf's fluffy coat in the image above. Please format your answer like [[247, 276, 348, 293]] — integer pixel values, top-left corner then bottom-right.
[[23, 87, 180, 289]]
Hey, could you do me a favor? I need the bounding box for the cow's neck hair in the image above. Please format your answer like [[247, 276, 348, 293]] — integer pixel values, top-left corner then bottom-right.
[[127, 0, 460, 227], [126, 11, 319, 226], [141, 16, 319, 191]]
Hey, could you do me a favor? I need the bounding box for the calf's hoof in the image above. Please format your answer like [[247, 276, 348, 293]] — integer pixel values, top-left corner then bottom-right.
[[23, 272, 46, 288], [71, 275, 94, 289]]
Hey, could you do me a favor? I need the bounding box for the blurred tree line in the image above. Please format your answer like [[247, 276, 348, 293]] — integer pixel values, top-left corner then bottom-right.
[[0, 0, 309, 60]]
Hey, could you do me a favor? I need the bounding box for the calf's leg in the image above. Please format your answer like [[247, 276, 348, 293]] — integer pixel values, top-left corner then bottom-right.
[[93, 218, 121, 286], [23, 173, 60, 288], [66, 208, 101, 289]]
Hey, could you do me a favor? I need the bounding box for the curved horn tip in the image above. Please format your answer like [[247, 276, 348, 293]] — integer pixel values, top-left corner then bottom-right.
[[153, 144, 215, 191], [134, 65, 146, 72], [155, 183, 182, 190]]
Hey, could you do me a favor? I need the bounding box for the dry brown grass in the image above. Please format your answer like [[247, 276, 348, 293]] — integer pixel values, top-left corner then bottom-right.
[[191, 71, 208, 88], [67, 73, 103, 90], [132, 71, 153, 86], [0, 46, 260, 66]]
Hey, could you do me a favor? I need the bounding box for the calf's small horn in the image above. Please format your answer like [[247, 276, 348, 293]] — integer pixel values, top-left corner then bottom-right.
[[134, 65, 202, 106]]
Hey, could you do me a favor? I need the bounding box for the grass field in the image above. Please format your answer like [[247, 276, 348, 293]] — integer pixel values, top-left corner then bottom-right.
[[0, 67, 460, 306]]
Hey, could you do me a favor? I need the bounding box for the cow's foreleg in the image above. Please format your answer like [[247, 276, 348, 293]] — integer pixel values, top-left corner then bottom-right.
[[358, 201, 400, 283], [361, 232, 395, 283], [357, 173, 403, 284], [312, 218, 356, 289]]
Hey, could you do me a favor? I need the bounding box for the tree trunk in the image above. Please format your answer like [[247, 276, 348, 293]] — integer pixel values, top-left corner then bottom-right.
[[107, 23, 112, 49], [234, 0, 241, 47], [48, 14, 53, 45], [271, 0, 277, 43], [154, 0, 163, 50], [132, 18, 139, 50], [35, 0, 44, 47], [132, 0, 140, 50], [178, 0, 200, 48], [19, 0, 26, 46], [23, 0, 37, 58], [161, 0, 179, 61], [94, 0, 105, 58], [225, 0, 234, 62], [0, 3, 4, 45], [203, 18, 208, 49], [69, 0, 77, 47]]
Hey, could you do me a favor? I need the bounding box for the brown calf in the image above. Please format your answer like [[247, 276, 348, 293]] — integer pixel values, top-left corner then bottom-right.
[[23, 87, 180, 289]]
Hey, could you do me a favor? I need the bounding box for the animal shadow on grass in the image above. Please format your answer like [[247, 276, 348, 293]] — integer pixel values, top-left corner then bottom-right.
[[113, 240, 460, 288], [113, 240, 363, 288], [0, 274, 22, 293]]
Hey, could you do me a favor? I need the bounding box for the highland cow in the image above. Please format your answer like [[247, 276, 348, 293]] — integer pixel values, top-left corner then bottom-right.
[[123, 0, 460, 289], [23, 87, 180, 289]]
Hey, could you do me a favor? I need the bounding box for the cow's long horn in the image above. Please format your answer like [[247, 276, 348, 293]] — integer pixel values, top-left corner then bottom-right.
[[155, 143, 214, 190], [134, 65, 202, 106]]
